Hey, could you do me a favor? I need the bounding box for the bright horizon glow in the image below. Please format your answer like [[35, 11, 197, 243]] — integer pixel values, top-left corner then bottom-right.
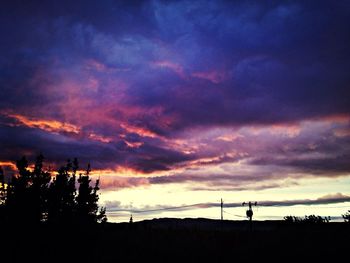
[[98, 176, 350, 222]]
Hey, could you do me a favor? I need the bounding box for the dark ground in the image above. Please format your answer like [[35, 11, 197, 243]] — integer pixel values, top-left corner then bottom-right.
[[3, 218, 349, 262]]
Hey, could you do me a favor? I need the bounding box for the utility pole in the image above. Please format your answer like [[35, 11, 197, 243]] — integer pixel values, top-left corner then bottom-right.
[[242, 201, 257, 231], [242, 201, 257, 222], [221, 198, 223, 221]]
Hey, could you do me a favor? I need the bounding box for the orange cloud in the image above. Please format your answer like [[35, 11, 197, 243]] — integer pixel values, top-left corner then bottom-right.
[[92, 167, 148, 178], [0, 161, 17, 170], [216, 133, 243, 142], [120, 123, 158, 138], [7, 114, 80, 134], [88, 133, 114, 143]]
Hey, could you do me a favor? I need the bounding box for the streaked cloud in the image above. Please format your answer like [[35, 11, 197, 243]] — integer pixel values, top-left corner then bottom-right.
[[5, 113, 80, 134], [104, 193, 350, 214]]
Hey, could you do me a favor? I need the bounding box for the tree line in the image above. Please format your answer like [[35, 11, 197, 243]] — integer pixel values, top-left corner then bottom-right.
[[284, 215, 331, 224], [0, 154, 107, 224]]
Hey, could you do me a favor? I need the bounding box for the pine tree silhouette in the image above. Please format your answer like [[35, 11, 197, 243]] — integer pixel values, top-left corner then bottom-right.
[[76, 164, 103, 224], [32, 154, 51, 222], [6, 156, 33, 223], [2, 155, 107, 224], [0, 166, 5, 205], [47, 159, 77, 223], [0, 167, 5, 220]]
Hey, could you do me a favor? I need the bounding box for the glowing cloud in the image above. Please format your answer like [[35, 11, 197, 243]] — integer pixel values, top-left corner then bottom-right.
[[7, 114, 80, 134], [120, 123, 158, 138]]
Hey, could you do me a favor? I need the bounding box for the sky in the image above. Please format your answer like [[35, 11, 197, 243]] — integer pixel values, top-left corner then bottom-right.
[[0, 0, 350, 222]]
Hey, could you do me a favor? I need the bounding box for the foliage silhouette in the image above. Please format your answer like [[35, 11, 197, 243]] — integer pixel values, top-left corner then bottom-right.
[[284, 215, 331, 224], [0, 167, 5, 219], [76, 163, 102, 224], [0, 154, 106, 224], [342, 210, 350, 222], [0, 167, 5, 204], [48, 158, 78, 223]]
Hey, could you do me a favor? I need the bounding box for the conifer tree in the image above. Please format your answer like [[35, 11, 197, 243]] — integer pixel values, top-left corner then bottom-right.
[[0, 167, 5, 220], [1, 155, 107, 224], [76, 164, 100, 223], [0, 167, 5, 205], [48, 159, 77, 223]]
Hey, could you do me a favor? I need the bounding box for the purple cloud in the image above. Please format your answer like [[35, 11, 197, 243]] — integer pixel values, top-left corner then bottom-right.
[[0, 0, 349, 191]]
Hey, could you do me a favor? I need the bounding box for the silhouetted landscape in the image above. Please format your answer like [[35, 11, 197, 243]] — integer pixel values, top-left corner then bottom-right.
[[2, 218, 349, 262], [1, 155, 349, 262]]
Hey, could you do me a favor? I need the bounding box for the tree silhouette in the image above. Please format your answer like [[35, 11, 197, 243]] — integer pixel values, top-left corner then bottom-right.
[[342, 210, 350, 223], [0, 167, 5, 205], [76, 164, 107, 223], [2, 155, 107, 224], [284, 214, 330, 224], [47, 159, 77, 223], [6, 156, 37, 223], [0, 167, 5, 220], [32, 154, 51, 222]]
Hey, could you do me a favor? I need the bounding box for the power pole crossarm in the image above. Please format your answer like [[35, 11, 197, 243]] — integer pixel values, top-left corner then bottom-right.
[[242, 201, 258, 222]]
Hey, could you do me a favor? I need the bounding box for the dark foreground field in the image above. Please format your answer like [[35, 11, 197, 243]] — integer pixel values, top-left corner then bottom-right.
[[3, 218, 349, 262]]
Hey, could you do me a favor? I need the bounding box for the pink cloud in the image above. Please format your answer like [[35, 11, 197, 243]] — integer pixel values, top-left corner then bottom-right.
[[120, 123, 158, 138], [124, 140, 144, 148], [191, 70, 227, 84], [98, 176, 150, 190], [151, 60, 185, 78], [88, 133, 114, 143]]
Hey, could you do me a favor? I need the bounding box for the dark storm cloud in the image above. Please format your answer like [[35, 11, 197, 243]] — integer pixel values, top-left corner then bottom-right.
[[1, 0, 349, 125], [131, 0, 350, 128], [250, 154, 350, 176], [248, 127, 350, 176], [0, 0, 349, 180]]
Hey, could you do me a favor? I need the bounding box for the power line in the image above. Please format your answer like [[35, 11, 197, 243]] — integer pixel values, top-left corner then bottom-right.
[[223, 210, 246, 218], [108, 202, 210, 214], [106, 201, 350, 215]]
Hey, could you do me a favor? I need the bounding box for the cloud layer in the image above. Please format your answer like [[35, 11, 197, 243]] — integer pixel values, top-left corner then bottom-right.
[[105, 193, 350, 215], [0, 1, 349, 192]]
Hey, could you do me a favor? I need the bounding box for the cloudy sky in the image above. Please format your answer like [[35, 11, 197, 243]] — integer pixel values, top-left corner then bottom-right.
[[1, 0, 349, 221]]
